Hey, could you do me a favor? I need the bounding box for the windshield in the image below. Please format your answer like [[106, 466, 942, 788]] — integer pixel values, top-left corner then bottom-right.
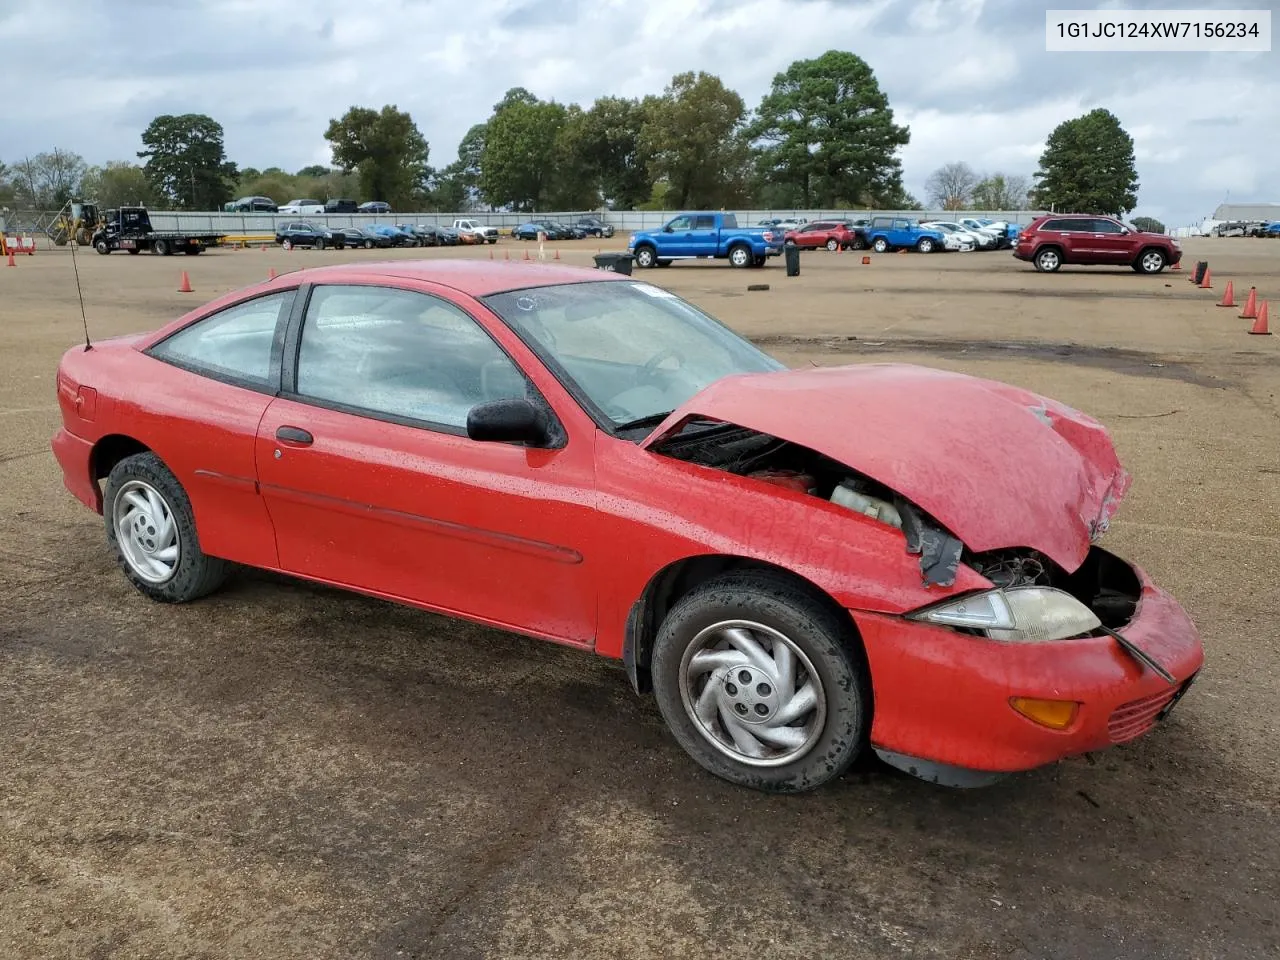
[[482, 280, 784, 431]]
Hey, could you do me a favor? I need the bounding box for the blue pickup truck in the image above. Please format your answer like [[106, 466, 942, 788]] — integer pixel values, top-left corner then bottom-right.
[[628, 212, 782, 268], [864, 216, 948, 253]]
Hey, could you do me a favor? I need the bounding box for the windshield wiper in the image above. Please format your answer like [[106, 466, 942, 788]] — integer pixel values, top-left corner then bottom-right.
[[614, 411, 674, 432]]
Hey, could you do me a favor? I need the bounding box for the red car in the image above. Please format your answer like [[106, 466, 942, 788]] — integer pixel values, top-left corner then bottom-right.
[[783, 220, 866, 251], [1014, 214, 1183, 274], [51, 261, 1203, 792]]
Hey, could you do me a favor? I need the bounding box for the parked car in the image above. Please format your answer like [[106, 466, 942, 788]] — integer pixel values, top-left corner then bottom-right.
[[1013, 215, 1183, 274], [226, 196, 278, 213], [453, 219, 499, 244], [279, 199, 324, 216], [275, 221, 342, 250], [783, 220, 866, 251], [550, 220, 588, 240], [772, 218, 808, 232], [919, 222, 976, 252], [512, 222, 547, 241], [1263, 221, 1280, 237], [50, 261, 1205, 794], [324, 198, 359, 214], [628, 212, 782, 268], [922, 221, 989, 250], [331, 227, 371, 248], [358, 201, 391, 214], [959, 218, 1015, 249], [575, 216, 615, 238], [370, 224, 419, 247], [397, 224, 439, 246], [864, 217, 948, 253], [348, 226, 394, 249]]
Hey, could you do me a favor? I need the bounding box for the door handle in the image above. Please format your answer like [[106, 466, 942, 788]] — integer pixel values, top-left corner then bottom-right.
[[275, 425, 313, 446]]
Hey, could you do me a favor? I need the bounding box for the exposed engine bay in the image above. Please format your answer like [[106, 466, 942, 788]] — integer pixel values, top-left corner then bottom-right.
[[651, 420, 1141, 628]]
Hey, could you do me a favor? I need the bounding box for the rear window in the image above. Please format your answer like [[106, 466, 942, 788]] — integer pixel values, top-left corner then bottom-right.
[[1040, 218, 1084, 231]]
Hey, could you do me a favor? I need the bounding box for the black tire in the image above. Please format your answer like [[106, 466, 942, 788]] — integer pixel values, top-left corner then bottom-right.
[[634, 244, 657, 268], [826, 238, 839, 252], [872, 237, 888, 253], [315, 238, 326, 251], [95, 240, 110, 255], [1034, 246, 1063, 272], [103, 452, 230, 603], [1135, 248, 1165, 274], [728, 244, 752, 268], [153, 238, 170, 256], [657, 259, 672, 267], [650, 570, 871, 793], [127, 248, 140, 255], [184, 246, 200, 255], [364, 239, 374, 249], [850, 236, 866, 250], [916, 237, 935, 253]]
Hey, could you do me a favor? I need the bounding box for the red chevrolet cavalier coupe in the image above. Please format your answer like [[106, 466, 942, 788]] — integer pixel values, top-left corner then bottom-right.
[[52, 261, 1203, 792]]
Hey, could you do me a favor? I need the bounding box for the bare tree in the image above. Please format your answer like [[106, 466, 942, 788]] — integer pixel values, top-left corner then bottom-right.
[[971, 173, 1031, 210], [925, 162, 979, 210], [12, 149, 87, 208]]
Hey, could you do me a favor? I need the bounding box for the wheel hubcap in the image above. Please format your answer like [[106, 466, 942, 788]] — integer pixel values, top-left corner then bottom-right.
[[732, 249, 748, 265], [679, 619, 826, 768], [1143, 253, 1162, 271], [1040, 251, 1059, 269], [112, 480, 180, 584]]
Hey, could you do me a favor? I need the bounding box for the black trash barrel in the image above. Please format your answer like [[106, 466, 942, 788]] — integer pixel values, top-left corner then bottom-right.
[[594, 252, 634, 275], [784, 243, 800, 277]]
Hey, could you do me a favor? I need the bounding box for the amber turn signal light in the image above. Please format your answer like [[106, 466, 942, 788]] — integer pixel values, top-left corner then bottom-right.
[[1009, 697, 1079, 730]]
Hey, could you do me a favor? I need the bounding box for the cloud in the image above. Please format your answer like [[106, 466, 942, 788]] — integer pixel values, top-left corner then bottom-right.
[[0, 0, 1274, 226]]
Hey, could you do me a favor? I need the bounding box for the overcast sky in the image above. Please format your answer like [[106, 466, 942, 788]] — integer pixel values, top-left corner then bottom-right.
[[2, 0, 1275, 225]]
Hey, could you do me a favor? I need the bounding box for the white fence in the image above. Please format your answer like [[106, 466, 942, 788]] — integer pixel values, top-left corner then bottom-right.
[[147, 208, 1050, 236]]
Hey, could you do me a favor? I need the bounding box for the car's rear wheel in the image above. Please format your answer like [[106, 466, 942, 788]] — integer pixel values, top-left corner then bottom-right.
[[728, 245, 752, 268], [1034, 247, 1062, 272], [657, 259, 672, 267], [153, 239, 170, 256], [634, 245, 657, 268], [826, 238, 839, 252], [651, 570, 870, 793], [1136, 249, 1166, 274], [104, 452, 229, 603], [916, 237, 935, 253], [872, 237, 888, 253], [95, 240, 110, 255], [364, 239, 374, 249], [315, 238, 326, 251]]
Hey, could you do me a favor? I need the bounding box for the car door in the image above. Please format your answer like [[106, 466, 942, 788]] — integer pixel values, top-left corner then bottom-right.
[[662, 215, 694, 256], [254, 281, 599, 645], [140, 287, 297, 570], [1088, 218, 1132, 262], [686, 214, 719, 256]]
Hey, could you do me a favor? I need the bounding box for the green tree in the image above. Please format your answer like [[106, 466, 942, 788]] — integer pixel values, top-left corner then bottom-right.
[[749, 51, 909, 207], [0, 162, 15, 204], [295, 164, 330, 178], [325, 105, 429, 208], [640, 72, 751, 209], [970, 173, 1031, 210], [480, 98, 568, 210], [11, 149, 87, 208], [452, 123, 488, 197], [573, 96, 650, 209], [1031, 108, 1139, 214], [138, 114, 237, 210], [80, 161, 158, 208], [1131, 216, 1165, 233], [546, 105, 602, 209]]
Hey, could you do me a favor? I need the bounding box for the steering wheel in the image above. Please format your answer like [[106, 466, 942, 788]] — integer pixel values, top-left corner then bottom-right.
[[639, 347, 684, 383]]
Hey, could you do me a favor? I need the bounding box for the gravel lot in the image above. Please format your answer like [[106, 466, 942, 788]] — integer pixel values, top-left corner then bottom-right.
[[1, 236, 1277, 959]]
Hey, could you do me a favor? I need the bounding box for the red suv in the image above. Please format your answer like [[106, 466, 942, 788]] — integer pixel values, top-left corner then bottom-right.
[[783, 220, 867, 251], [1014, 215, 1182, 274]]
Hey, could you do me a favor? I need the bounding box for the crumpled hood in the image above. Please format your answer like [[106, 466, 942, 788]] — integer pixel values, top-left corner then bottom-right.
[[644, 363, 1130, 572]]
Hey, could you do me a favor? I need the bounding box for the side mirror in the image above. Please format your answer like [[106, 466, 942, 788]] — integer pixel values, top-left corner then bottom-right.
[[466, 397, 553, 447], [663, 225, 674, 233]]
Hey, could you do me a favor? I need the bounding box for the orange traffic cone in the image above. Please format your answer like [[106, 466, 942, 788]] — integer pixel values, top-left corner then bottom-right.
[[861, 256, 871, 265], [1217, 280, 1235, 307], [1199, 267, 1212, 290], [6, 251, 14, 267], [553, 248, 560, 260], [1171, 260, 1181, 271], [260, 244, 267, 252], [523, 249, 531, 261], [178, 271, 193, 293], [1248, 300, 1271, 335], [1239, 286, 1258, 319], [268, 267, 278, 280]]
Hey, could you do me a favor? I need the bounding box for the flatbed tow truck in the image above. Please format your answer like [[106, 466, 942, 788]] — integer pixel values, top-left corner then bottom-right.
[[91, 206, 226, 255]]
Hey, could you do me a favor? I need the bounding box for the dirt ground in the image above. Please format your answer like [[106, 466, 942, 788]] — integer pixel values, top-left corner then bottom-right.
[[1, 235, 1278, 960]]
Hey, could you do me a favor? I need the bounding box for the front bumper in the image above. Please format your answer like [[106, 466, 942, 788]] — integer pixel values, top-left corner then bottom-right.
[[850, 559, 1204, 779]]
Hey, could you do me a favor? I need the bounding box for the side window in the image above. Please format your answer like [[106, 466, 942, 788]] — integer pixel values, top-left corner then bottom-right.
[[1091, 219, 1121, 233], [692, 215, 716, 229], [1041, 219, 1070, 232], [294, 285, 527, 431], [667, 216, 692, 230], [149, 291, 291, 388]]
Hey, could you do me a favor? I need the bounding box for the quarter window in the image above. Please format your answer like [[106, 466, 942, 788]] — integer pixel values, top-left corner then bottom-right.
[[1090, 218, 1123, 233], [294, 285, 527, 431], [693, 215, 716, 229], [149, 291, 291, 387]]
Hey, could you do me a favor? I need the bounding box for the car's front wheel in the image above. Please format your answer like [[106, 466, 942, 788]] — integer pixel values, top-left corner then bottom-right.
[[916, 237, 935, 253], [651, 570, 870, 793], [364, 239, 374, 249], [104, 452, 229, 603], [1136, 249, 1166, 274], [728, 245, 752, 268], [633, 245, 657, 268], [315, 238, 326, 251]]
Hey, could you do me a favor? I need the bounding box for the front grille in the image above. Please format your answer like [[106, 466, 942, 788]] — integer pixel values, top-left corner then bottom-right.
[[1107, 685, 1184, 743]]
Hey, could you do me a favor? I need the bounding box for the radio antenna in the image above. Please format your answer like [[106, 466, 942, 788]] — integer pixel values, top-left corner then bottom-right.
[[69, 238, 92, 350]]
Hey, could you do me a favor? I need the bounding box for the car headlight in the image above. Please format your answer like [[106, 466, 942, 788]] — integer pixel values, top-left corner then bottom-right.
[[907, 587, 1101, 642]]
